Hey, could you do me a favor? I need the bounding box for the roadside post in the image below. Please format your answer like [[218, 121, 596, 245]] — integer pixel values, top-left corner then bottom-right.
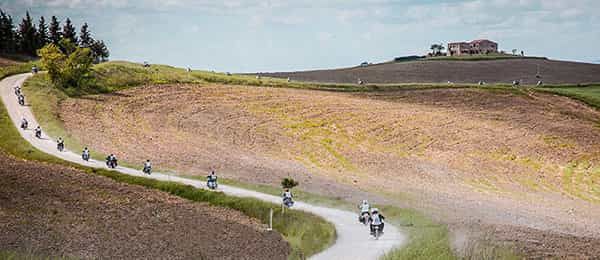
[[268, 208, 274, 231]]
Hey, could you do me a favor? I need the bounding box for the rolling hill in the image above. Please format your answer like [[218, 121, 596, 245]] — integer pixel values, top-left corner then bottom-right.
[[264, 58, 600, 85]]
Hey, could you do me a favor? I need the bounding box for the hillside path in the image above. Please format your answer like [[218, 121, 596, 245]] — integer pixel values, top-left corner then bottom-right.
[[1, 73, 405, 260]]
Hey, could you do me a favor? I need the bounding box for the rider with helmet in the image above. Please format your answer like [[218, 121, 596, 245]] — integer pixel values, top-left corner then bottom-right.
[[358, 200, 371, 223], [143, 159, 152, 175], [34, 126, 42, 138], [82, 147, 90, 161], [369, 208, 385, 235], [56, 137, 65, 151], [282, 188, 294, 207], [106, 154, 117, 168], [20, 117, 28, 129], [207, 170, 218, 189]]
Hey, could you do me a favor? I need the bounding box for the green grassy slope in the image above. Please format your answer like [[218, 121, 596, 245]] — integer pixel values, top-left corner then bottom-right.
[[538, 85, 600, 109]]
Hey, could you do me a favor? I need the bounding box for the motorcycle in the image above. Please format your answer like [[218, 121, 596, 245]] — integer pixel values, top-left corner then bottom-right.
[[20, 121, 28, 130], [106, 158, 118, 169], [207, 179, 218, 190], [359, 212, 371, 225], [143, 165, 152, 175], [18, 95, 25, 106], [371, 224, 384, 240], [283, 197, 294, 208], [57, 142, 64, 152], [34, 129, 42, 139], [82, 152, 90, 161]]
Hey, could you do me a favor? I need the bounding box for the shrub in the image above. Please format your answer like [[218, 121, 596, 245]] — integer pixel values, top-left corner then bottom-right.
[[282, 177, 299, 189], [37, 40, 93, 88]]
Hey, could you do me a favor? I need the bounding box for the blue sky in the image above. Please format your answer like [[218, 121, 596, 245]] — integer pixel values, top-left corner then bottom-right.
[[1, 0, 599, 72]]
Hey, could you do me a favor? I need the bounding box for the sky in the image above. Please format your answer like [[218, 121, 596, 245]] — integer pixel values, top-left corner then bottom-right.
[[1, 0, 599, 72]]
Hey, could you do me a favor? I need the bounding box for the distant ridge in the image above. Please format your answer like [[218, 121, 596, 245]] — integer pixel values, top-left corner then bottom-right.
[[264, 58, 600, 85]]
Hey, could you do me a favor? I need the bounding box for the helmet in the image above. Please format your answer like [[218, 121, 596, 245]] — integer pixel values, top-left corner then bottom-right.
[[362, 200, 368, 204], [371, 208, 379, 213]]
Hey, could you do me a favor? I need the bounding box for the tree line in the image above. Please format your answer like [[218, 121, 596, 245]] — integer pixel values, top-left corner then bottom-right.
[[0, 10, 109, 63]]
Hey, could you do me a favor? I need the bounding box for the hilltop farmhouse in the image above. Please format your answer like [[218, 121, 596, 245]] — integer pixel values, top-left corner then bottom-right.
[[448, 39, 498, 56]]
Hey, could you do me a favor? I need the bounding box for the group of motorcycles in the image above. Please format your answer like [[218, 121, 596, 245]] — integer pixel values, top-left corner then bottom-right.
[[358, 201, 385, 240]]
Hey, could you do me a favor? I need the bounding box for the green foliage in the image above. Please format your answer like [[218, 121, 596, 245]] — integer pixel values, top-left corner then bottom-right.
[[58, 38, 76, 55], [48, 16, 61, 45], [0, 10, 108, 60], [282, 177, 299, 189], [37, 41, 93, 88], [61, 18, 77, 45], [37, 44, 65, 82], [36, 16, 49, 49], [0, 9, 18, 53]]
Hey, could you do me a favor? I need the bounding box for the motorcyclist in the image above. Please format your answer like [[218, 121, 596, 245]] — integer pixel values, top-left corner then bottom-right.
[[207, 170, 218, 189], [56, 137, 64, 151], [358, 200, 371, 223], [369, 208, 386, 235], [17, 94, 25, 105], [82, 147, 90, 161], [143, 159, 152, 175], [282, 188, 294, 207], [14, 86, 21, 96], [106, 154, 117, 168], [20, 117, 28, 129], [31, 65, 38, 74], [34, 126, 42, 138]]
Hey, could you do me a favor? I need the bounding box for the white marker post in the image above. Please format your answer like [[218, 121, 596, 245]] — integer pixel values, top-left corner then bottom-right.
[[268, 208, 273, 231]]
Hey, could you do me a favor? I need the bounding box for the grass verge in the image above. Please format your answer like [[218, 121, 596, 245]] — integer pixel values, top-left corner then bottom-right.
[[0, 61, 36, 80], [537, 85, 600, 109], [0, 95, 335, 259], [206, 177, 459, 259]]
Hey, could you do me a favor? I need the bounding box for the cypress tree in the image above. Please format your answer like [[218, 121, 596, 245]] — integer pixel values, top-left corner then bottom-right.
[[0, 10, 17, 53], [79, 22, 93, 48], [37, 16, 49, 49], [49, 16, 61, 44], [62, 18, 77, 44], [18, 11, 37, 56], [90, 40, 109, 63]]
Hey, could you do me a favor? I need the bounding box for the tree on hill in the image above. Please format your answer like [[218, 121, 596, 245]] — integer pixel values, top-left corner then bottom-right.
[[62, 18, 77, 45], [0, 9, 17, 54], [90, 39, 109, 63], [49, 16, 61, 45], [0, 10, 108, 59], [36, 16, 49, 49], [38, 41, 93, 88], [17, 12, 37, 56], [430, 43, 445, 56], [79, 22, 93, 48]]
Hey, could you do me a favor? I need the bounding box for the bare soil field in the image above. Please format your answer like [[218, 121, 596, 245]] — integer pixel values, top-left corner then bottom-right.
[[263, 59, 600, 85], [60, 83, 600, 257], [0, 151, 289, 260]]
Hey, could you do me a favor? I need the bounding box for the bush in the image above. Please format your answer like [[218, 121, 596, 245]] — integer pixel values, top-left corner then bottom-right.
[[282, 177, 299, 189], [37, 40, 93, 88]]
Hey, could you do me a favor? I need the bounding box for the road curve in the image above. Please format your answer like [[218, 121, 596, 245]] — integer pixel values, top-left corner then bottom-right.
[[1, 73, 406, 260]]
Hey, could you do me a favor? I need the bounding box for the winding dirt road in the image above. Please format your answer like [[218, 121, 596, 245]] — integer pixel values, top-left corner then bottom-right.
[[1, 73, 405, 260]]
